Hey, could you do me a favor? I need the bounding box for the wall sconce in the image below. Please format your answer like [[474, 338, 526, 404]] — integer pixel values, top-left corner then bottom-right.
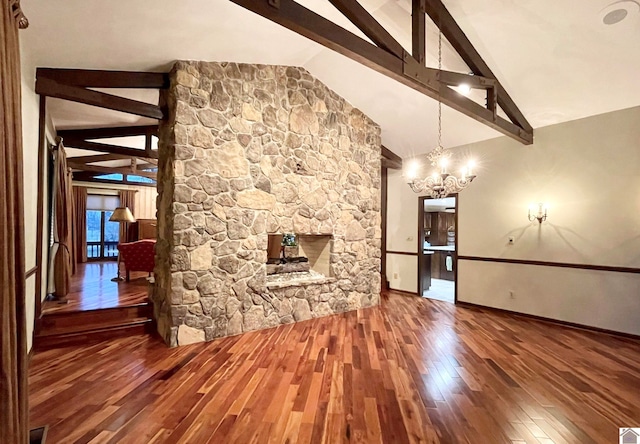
[[528, 203, 548, 224]]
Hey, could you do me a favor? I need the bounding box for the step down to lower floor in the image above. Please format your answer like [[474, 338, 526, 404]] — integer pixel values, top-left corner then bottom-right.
[[35, 302, 155, 350], [35, 318, 154, 350]]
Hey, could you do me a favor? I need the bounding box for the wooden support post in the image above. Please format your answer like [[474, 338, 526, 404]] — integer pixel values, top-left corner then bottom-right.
[[412, 0, 426, 65]]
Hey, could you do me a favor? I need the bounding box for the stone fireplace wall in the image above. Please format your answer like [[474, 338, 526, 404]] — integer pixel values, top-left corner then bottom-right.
[[154, 61, 381, 346]]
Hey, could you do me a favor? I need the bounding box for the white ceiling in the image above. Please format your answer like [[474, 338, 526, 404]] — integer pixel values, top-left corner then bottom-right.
[[21, 0, 640, 158]]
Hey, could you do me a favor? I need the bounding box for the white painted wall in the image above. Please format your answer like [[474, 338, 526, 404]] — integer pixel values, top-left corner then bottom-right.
[[21, 39, 40, 352], [386, 169, 419, 292], [387, 106, 640, 335]]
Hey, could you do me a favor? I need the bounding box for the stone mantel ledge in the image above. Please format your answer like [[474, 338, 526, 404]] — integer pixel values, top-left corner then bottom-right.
[[266, 274, 336, 290]]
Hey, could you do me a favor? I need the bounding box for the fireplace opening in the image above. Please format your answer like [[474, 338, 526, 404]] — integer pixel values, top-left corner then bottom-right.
[[266, 233, 333, 287]]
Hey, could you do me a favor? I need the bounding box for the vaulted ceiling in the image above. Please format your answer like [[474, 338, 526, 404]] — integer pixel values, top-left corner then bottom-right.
[[21, 0, 640, 158]]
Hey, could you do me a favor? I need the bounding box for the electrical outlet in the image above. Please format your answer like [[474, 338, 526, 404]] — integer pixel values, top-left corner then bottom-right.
[[509, 290, 515, 299], [508, 236, 515, 244], [393, 273, 399, 279]]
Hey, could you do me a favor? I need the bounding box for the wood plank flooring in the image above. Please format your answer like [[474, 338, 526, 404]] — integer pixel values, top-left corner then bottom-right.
[[29, 291, 640, 443], [42, 262, 150, 314]]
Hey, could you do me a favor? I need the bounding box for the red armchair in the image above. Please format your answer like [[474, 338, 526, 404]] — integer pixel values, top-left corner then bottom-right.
[[117, 240, 156, 281]]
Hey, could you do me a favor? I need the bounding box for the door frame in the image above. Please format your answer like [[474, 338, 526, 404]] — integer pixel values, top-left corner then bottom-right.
[[417, 194, 459, 303]]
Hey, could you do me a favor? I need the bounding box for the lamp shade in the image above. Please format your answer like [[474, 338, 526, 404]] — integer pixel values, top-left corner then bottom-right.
[[109, 207, 136, 223]]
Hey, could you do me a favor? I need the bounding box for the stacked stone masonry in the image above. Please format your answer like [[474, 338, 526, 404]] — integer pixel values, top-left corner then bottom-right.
[[154, 61, 382, 346]]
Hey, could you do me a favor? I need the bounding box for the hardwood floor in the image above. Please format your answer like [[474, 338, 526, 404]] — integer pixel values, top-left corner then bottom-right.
[[29, 291, 640, 443], [42, 262, 150, 314]]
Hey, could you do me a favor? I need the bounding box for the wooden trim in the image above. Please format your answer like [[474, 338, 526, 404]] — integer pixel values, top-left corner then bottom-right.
[[457, 255, 640, 275], [36, 68, 169, 89], [386, 250, 418, 256], [35, 78, 163, 120], [34, 96, 46, 333], [228, 0, 533, 145], [417, 196, 426, 296], [454, 194, 459, 303], [381, 165, 388, 289], [456, 301, 640, 342], [57, 125, 159, 140], [25, 266, 38, 279], [386, 288, 418, 296]]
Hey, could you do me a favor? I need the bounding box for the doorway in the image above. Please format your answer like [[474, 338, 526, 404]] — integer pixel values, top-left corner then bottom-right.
[[86, 193, 121, 260], [418, 195, 458, 303]]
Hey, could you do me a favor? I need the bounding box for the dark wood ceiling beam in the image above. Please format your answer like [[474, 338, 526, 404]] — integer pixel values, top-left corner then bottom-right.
[[66, 153, 134, 164], [229, 0, 532, 144], [58, 125, 158, 140], [35, 78, 164, 120], [423, 0, 532, 132], [382, 145, 403, 169], [327, 0, 405, 60], [67, 162, 157, 180], [436, 70, 496, 89], [66, 154, 157, 170], [62, 138, 159, 159], [36, 68, 169, 89], [382, 145, 402, 162], [382, 158, 402, 169], [412, 0, 426, 64]]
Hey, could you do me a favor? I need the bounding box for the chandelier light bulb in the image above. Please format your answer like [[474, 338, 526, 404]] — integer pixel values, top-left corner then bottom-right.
[[439, 157, 449, 173], [405, 160, 420, 179], [467, 160, 475, 176]]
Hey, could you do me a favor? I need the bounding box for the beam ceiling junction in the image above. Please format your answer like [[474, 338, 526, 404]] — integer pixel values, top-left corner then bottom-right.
[[35, 69, 167, 120], [58, 126, 160, 160], [229, 0, 533, 144]]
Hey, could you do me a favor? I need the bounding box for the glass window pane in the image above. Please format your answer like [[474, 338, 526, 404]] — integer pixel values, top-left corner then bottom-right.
[[95, 173, 123, 181], [127, 175, 156, 184], [104, 211, 120, 243], [86, 210, 102, 242]]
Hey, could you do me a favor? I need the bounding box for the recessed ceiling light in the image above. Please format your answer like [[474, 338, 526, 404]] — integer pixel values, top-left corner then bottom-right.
[[603, 8, 628, 24], [600, 1, 640, 25]]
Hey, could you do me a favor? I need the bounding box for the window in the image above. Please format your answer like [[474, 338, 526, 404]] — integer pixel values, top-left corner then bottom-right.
[[86, 194, 120, 260], [94, 173, 123, 181], [127, 175, 155, 184]]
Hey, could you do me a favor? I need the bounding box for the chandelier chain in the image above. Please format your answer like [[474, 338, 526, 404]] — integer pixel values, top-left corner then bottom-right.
[[437, 9, 442, 148], [407, 3, 477, 198]]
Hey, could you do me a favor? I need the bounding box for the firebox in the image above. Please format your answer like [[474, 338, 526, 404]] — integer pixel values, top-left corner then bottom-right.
[[266, 233, 332, 285]]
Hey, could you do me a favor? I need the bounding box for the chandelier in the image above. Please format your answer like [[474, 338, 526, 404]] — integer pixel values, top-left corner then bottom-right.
[[407, 25, 477, 198]]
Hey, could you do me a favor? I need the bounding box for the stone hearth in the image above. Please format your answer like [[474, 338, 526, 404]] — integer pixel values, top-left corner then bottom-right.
[[153, 61, 381, 346]]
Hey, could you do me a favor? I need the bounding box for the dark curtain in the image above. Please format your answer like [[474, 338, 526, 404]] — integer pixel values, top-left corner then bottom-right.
[[52, 139, 74, 297], [0, 1, 29, 443], [118, 189, 136, 242], [73, 186, 87, 264]]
